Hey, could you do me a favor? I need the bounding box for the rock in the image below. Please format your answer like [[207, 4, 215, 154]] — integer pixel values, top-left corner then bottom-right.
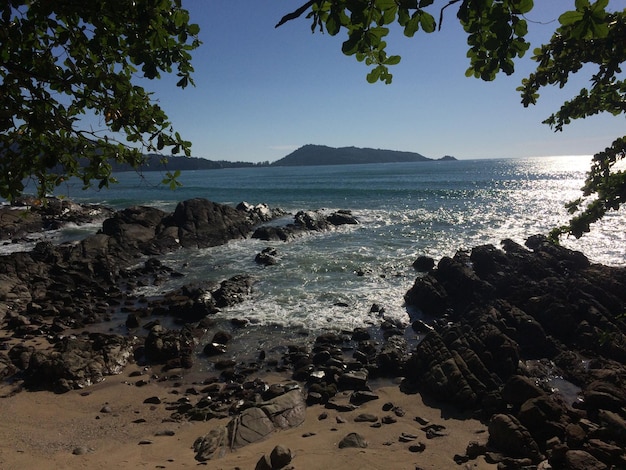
[[376, 335, 408, 377], [143, 396, 162, 405], [203, 342, 227, 356], [501, 375, 545, 406], [327, 210, 358, 226], [193, 389, 305, 460], [229, 406, 275, 449], [562, 450, 608, 470], [412, 256, 435, 272], [338, 432, 368, 449], [212, 275, 255, 308], [350, 390, 379, 405], [269, 444, 293, 468], [255, 454, 273, 470], [72, 446, 92, 455], [167, 198, 256, 248], [488, 414, 543, 463], [354, 413, 378, 423], [193, 426, 229, 461], [255, 247, 279, 266], [583, 381, 626, 412], [144, 325, 194, 368], [23, 333, 134, 392], [337, 370, 368, 390], [404, 275, 448, 316]]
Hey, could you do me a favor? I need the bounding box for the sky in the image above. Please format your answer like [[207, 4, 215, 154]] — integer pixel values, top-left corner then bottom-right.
[[142, 1, 625, 163]]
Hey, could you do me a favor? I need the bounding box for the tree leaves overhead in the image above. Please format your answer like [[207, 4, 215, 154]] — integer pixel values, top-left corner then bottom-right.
[[278, 0, 626, 240], [0, 0, 200, 200], [277, 1, 532, 84]]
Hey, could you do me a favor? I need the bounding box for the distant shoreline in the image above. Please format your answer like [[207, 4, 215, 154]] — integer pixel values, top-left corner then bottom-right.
[[108, 144, 456, 172]]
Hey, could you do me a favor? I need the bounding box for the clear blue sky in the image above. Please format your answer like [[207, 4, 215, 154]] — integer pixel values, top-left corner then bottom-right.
[[145, 2, 624, 163]]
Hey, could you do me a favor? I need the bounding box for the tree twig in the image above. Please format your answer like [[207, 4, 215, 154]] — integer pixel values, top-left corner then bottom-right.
[[275, 1, 316, 28]]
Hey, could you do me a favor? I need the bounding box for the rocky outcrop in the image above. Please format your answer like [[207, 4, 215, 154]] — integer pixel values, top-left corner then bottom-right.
[[252, 209, 358, 241], [405, 235, 626, 469], [14, 333, 134, 393], [0, 196, 114, 241], [192, 389, 305, 461], [0, 198, 284, 392]]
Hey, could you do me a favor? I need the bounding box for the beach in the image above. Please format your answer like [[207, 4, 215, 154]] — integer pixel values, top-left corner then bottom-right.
[[0, 364, 495, 470]]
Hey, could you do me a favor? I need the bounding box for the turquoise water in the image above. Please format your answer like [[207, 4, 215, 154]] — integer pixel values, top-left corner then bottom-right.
[[24, 156, 626, 330]]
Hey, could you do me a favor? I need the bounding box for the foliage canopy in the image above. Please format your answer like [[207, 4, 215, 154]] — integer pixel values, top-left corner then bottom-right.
[[277, 0, 626, 240], [0, 0, 200, 200], [2, 0, 624, 240]]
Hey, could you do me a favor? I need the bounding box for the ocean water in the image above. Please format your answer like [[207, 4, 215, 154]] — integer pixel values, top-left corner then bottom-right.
[[13, 156, 626, 332]]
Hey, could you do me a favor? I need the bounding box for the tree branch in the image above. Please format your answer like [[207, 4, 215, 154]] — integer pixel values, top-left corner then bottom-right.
[[439, 0, 461, 31], [275, 1, 316, 28]]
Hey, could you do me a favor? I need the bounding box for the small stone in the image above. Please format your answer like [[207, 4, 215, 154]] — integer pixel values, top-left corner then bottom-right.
[[270, 445, 293, 468], [399, 433, 418, 442], [381, 415, 397, 424], [382, 402, 394, 411], [350, 390, 379, 405], [408, 443, 426, 453], [138, 440, 153, 445], [318, 412, 328, 420], [100, 405, 112, 413], [354, 413, 378, 423], [414, 416, 429, 425], [338, 432, 368, 449], [72, 446, 91, 455], [155, 430, 176, 436], [143, 396, 162, 405]]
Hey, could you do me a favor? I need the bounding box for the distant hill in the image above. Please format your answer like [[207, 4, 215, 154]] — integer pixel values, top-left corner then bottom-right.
[[271, 144, 455, 166], [108, 154, 266, 172]]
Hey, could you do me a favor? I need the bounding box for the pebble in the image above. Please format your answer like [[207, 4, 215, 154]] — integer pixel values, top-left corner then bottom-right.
[[72, 446, 92, 455], [354, 413, 378, 423], [143, 396, 162, 404]]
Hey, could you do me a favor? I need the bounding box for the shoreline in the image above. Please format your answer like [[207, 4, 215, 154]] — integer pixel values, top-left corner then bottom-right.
[[1, 197, 626, 469], [0, 365, 496, 470]]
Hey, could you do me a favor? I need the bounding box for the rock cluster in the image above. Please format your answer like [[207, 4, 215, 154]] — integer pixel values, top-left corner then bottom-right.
[[252, 209, 358, 241], [404, 235, 626, 468], [0, 198, 284, 390], [2, 196, 626, 468], [0, 196, 114, 241]]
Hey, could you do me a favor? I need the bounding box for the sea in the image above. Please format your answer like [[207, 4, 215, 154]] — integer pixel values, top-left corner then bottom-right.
[[6, 156, 626, 336]]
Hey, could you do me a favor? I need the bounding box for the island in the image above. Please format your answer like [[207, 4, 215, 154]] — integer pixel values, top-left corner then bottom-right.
[[97, 145, 455, 173], [271, 144, 456, 166]]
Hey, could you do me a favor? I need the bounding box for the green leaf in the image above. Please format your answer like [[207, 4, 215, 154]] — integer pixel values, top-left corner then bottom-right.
[[404, 15, 419, 37], [366, 66, 382, 83], [558, 10, 583, 26], [384, 55, 401, 65], [419, 12, 436, 33]]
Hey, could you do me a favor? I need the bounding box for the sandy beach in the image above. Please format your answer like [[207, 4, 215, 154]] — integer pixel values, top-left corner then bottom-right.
[[0, 364, 495, 470]]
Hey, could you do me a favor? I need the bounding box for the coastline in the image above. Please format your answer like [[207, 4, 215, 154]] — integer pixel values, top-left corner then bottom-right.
[[0, 366, 495, 470], [1, 196, 626, 469]]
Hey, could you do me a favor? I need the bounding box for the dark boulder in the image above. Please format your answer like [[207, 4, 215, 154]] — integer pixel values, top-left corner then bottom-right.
[[488, 413, 543, 463], [166, 198, 256, 248], [144, 325, 194, 368], [255, 247, 279, 265], [412, 255, 435, 272], [23, 333, 134, 392]]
